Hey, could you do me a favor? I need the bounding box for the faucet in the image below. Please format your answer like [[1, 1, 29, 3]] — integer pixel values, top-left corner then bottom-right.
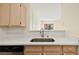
[[40, 28, 44, 38]]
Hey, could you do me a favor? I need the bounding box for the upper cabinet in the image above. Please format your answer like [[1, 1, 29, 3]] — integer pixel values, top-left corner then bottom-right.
[[0, 4, 9, 26], [0, 3, 26, 27], [10, 4, 26, 26], [10, 4, 21, 26]]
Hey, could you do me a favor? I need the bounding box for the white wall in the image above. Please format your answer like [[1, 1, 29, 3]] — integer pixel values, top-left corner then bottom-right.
[[0, 3, 66, 43], [30, 3, 61, 20], [62, 3, 79, 38], [29, 3, 62, 30]]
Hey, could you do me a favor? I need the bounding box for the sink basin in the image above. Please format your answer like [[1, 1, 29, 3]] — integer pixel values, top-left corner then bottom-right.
[[30, 38, 55, 42]]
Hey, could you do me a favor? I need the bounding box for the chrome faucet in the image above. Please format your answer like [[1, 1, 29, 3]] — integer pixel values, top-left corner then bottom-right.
[[40, 28, 44, 37]]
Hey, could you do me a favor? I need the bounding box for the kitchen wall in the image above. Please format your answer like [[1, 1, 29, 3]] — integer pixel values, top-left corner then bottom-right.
[[62, 3, 79, 38], [0, 3, 66, 42], [0, 28, 66, 42], [29, 3, 62, 30]]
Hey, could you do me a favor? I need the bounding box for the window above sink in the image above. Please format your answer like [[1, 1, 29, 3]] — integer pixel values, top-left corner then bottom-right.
[[28, 3, 65, 31]]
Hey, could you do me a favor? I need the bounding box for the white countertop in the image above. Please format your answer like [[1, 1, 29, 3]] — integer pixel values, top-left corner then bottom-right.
[[0, 37, 78, 45], [25, 38, 78, 45]]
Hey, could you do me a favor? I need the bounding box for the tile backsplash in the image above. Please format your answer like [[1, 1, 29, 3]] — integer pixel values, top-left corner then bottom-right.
[[0, 27, 66, 42]]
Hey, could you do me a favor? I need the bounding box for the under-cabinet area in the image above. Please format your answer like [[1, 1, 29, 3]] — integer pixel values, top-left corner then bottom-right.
[[24, 45, 78, 55]]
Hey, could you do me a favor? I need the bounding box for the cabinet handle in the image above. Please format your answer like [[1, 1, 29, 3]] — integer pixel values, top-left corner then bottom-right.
[[20, 22, 21, 24], [20, 4, 21, 7], [41, 53, 44, 55]]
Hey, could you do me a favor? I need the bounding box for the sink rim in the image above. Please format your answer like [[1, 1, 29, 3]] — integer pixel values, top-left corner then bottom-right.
[[30, 38, 55, 42]]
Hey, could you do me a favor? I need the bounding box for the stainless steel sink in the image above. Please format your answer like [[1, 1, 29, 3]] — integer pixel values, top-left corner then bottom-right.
[[30, 38, 55, 42]]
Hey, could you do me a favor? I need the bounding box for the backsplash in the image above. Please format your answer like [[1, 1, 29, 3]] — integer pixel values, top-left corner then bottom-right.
[[0, 27, 66, 42]]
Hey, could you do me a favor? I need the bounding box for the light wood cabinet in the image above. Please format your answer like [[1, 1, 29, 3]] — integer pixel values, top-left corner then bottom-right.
[[43, 45, 62, 55], [24, 45, 78, 55], [24, 45, 42, 55], [24, 45, 42, 52], [10, 4, 26, 26], [0, 4, 9, 26], [0, 3, 26, 27], [44, 45, 62, 52], [10, 4, 21, 26], [20, 4, 26, 26], [63, 45, 77, 55], [24, 45, 62, 55]]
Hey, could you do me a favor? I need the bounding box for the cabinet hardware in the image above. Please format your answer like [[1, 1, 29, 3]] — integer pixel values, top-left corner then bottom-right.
[[20, 4, 21, 7], [20, 22, 21, 24]]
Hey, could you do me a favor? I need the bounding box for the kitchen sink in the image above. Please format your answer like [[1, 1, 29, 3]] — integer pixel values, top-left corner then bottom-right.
[[30, 38, 55, 42]]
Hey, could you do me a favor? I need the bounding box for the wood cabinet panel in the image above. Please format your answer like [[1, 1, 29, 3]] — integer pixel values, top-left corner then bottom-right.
[[24, 46, 42, 52], [20, 4, 26, 26], [44, 45, 62, 52], [10, 4, 21, 26], [63, 45, 77, 55], [63, 46, 77, 53], [10, 3, 26, 26], [24, 45, 77, 55], [0, 3, 26, 27], [0, 4, 9, 26]]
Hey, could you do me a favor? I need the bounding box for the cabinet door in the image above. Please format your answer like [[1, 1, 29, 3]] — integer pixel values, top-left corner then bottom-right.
[[20, 4, 26, 26], [10, 4, 26, 26], [44, 45, 62, 52], [0, 4, 9, 26], [63, 46, 77, 55], [63, 46, 77, 53], [10, 4, 21, 26], [43, 45, 62, 55], [24, 46, 42, 52], [24, 46, 42, 55]]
